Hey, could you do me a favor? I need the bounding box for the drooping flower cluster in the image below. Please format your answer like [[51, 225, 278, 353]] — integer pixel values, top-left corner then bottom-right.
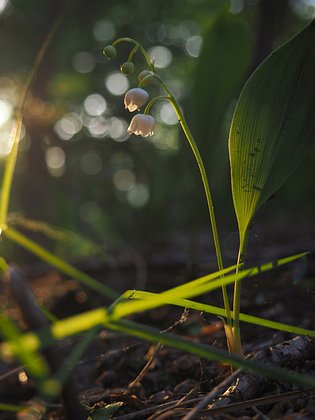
[[124, 88, 155, 137], [128, 114, 155, 137], [104, 43, 156, 138], [124, 88, 149, 112]]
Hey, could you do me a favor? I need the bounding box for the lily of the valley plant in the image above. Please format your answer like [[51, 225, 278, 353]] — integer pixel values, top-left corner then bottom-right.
[[103, 20, 315, 357], [103, 38, 238, 354]]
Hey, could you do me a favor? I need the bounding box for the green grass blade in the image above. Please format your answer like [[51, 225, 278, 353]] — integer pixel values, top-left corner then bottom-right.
[[8, 214, 103, 258], [2, 308, 315, 390], [41, 328, 97, 399], [107, 264, 237, 312], [4, 227, 118, 300], [0, 311, 49, 379], [0, 402, 27, 413], [0, 17, 62, 228], [111, 252, 308, 319], [129, 290, 315, 337], [229, 20, 315, 241], [109, 319, 315, 389]]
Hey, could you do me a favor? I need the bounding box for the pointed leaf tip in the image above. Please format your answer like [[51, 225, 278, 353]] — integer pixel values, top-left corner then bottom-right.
[[229, 21, 315, 239]]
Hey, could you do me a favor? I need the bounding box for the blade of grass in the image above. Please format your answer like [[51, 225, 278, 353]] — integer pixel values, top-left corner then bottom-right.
[[0, 16, 62, 228], [0, 311, 49, 379], [110, 252, 308, 319], [128, 290, 315, 337], [8, 214, 103, 257], [2, 310, 315, 390], [109, 319, 315, 389], [4, 227, 118, 300], [107, 264, 238, 313], [40, 327, 97, 400], [0, 402, 27, 413]]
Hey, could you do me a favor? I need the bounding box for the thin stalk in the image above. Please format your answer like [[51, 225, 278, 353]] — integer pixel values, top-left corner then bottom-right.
[[0, 16, 62, 228], [143, 96, 170, 114], [232, 229, 249, 355], [112, 37, 154, 71], [4, 227, 119, 300], [155, 78, 231, 325], [110, 39, 231, 325], [127, 44, 139, 63]]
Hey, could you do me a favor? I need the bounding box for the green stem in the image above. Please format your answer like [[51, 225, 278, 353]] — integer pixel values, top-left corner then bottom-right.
[[112, 37, 154, 71], [232, 229, 249, 354], [143, 96, 170, 114], [0, 16, 62, 229], [127, 44, 139, 63], [152, 77, 231, 325], [4, 227, 119, 300], [113, 40, 231, 326]]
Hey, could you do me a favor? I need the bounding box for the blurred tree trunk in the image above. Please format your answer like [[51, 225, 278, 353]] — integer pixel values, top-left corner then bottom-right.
[[250, 0, 289, 72]]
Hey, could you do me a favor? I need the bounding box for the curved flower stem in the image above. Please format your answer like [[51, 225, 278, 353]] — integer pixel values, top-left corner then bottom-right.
[[128, 45, 139, 63], [113, 39, 232, 327], [153, 76, 232, 326], [112, 37, 154, 71], [143, 96, 170, 114]]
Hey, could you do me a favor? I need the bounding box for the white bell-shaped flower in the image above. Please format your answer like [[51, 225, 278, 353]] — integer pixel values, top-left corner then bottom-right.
[[124, 88, 149, 112], [128, 114, 155, 137]]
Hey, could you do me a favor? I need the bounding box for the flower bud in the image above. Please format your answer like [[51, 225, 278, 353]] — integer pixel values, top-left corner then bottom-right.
[[103, 45, 117, 59], [138, 70, 154, 86], [124, 88, 149, 112], [120, 62, 135, 75], [128, 114, 155, 137]]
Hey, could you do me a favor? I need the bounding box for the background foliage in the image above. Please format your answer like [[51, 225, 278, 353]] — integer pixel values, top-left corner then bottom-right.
[[0, 0, 314, 264]]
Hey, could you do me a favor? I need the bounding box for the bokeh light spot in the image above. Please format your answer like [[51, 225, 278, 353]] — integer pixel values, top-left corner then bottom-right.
[[0, 0, 9, 14], [18, 371, 28, 384], [87, 116, 110, 138], [80, 150, 102, 175], [73, 52, 95, 73], [127, 184, 149, 207], [148, 46, 172, 68], [54, 113, 82, 141], [159, 103, 178, 125], [109, 117, 129, 142], [93, 19, 115, 42], [105, 72, 129, 96], [0, 99, 12, 127], [84, 94, 107, 116], [46, 147, 66, 177], [0, 120, 23, 158], [185, 35, 203, 57], [113, 169, 135, 192], [289, 0, 315, 19]]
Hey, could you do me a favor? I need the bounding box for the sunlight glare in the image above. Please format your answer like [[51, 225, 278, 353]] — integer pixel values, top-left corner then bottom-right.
[[0, 0, 9, 15], [0, 99, 12, 127]]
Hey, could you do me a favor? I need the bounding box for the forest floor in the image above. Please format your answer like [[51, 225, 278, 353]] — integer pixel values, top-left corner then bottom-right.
[[1, 220, 315, 419]]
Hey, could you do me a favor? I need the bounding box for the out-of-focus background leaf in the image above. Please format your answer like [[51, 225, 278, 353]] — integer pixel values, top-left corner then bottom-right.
[[0, 0, 314, 266], [191, 7, 252, 175]]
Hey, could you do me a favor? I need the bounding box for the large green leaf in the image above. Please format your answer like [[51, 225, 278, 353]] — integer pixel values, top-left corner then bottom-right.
[[229, 20, 315, 242]]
